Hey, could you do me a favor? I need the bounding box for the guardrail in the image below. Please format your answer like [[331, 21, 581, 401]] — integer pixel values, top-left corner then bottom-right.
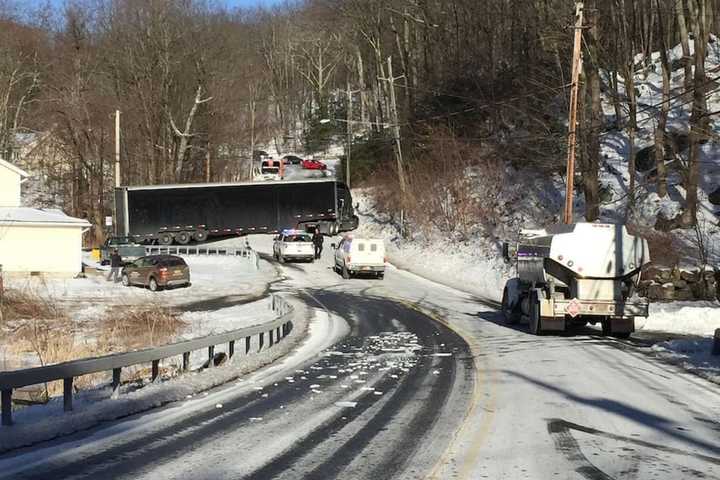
[[0, 295, 292, 426], [145, 245, 253, 257]]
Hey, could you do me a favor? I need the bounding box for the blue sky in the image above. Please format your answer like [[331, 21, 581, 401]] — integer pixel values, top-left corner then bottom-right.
[[24, 0, 285, 10]]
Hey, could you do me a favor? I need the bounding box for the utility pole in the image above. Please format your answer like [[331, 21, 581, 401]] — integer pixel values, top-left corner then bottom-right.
[[249, 100, 256, 182], [114, 110, 121, 236], [346, 81, 352, 188], [563, 2, 584, 225], [385, 57, 407, 196], [115, 110, 121, 189]]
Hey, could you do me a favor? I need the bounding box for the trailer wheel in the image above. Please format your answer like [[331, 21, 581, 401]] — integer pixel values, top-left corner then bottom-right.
[[176, 231, 191, 245], [158, 233, 174, 246], [501, 286, 521, 325], [528, 290, 543, 335], [193, 230, 208, 242]]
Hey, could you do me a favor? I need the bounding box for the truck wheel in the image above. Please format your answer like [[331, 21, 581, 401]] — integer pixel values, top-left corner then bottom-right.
[[176, 231, 191, 245], [158, 233, 174, 246], [193, 230, 208, 242], [342, 264, 350, 279], [501, 286, 520, 325], [528, 291, 543, 335], [149, 277, 160, 292]]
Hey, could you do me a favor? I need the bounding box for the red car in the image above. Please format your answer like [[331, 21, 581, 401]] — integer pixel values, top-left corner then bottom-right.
[[301, 159, 327, 170]]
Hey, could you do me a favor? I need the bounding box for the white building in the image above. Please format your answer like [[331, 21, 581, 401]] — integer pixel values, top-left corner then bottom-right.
[[0, 158, 90, 277]]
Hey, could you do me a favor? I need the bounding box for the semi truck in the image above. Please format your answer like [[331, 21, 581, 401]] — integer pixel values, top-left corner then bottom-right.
[[114, 179, 358, 245], [501, 223, 650, 338]]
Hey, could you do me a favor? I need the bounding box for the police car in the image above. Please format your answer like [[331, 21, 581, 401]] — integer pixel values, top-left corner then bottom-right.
[[273, 229, 315, 263]]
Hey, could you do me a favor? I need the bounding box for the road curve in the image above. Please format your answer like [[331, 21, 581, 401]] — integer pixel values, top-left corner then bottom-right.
[[2, 233, 720, 480], [0, 289, 474, 480]]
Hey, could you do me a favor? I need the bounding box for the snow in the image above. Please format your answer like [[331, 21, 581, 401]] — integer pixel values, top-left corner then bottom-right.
[[637, 301, 720, 337], [352, 190, 507, 303], [0, 207, 90, 225], [652, 338, 720, 385], [0, 295, 311, 453]]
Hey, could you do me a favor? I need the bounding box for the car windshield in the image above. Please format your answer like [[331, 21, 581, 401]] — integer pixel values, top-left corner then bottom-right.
[[286, 234, 311, 242]]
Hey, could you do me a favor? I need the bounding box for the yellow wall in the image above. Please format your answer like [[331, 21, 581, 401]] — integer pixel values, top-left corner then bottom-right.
[[0, 167, 21, 207], [0, 224, 83, 275]]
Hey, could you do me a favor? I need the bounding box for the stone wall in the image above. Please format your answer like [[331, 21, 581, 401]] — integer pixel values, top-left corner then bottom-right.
[[638, 266, 719, 302]]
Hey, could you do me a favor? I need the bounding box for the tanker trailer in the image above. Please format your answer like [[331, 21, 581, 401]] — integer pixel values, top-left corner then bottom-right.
[[501, 223, 650, 338]]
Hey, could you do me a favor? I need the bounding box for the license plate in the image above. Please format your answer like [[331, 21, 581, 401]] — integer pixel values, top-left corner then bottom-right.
[[362, 266, 370, 270]]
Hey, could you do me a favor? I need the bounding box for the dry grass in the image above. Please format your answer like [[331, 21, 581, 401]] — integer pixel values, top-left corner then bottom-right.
[[1, 287, 187, 401], [99, 305, 186, 351]]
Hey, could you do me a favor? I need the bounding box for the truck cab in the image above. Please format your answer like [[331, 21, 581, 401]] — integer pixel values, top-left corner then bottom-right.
[[100, 236, 146, 265]]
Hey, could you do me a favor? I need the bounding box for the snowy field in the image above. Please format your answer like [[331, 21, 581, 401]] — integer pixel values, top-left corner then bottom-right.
[[0, 253, 279, 371]]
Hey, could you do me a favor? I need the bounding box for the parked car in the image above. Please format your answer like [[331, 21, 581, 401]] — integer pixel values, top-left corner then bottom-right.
[[259, 159, 281, 180], [301, 159, 327, 170], [273, 229, 315, 263], [332, 236, 386, 279], [283, 155, 304, 165], [100, 236, 145, 265], [121, 255, 190, 291]]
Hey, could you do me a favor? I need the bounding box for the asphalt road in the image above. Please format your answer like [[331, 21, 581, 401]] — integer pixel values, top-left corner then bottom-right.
[[1, 236, 719, 479]]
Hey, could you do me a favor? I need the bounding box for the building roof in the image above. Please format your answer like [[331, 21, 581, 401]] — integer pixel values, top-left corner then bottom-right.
[[0, 158, 30, 178], [0, 207, 91, 227]]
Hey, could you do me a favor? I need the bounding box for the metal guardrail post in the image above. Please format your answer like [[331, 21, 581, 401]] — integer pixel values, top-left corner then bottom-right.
[[182, 352, 190, 372], [258, 333, 264, 352], [229, 341, 235, 358], [63, 378, 73, 412], [269, 330, 274, 347], [151, 360, 160, 382], [713, 329, 720, 356], [208, 346, 215, 368], [1, 389, 12, 426], [111, 368, 121, 399], [245, 337, 251, 354]]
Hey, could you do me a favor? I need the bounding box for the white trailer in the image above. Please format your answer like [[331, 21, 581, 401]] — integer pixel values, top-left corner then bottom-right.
[[501, 223, 650, 337]]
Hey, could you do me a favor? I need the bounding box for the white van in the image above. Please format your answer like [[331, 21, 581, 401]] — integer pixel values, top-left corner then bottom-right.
[[332, 236, 386, 279]]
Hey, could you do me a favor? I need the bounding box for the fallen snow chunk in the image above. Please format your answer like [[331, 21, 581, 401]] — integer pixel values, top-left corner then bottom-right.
[[253, 386, 263, 391], [432, 370, 441, 375], [215, 403, 223, 409], [310, 384, 321, 389], [361, 387, 375, 391], [312, 389, 322, 394], [261, 393, 269, 398], [390, 374, 399, 379], [249, 417, 263, 422], [335, 401, 358, 408], [374, 391, 383, 396], [354, 379, 366, 384], [432, 353, 452, 357]]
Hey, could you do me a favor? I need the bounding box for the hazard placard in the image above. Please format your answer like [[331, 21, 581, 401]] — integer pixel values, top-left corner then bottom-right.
[[566, 298, 582, 318]]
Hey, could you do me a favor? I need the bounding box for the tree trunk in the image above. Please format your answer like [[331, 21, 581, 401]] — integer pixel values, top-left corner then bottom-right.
[[655, 0, 671, 198], [583, 3, 601, 221], [682, 0, 710, 227]]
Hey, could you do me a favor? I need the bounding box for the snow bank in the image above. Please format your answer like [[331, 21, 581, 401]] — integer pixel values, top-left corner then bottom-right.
[[352, 190, 507, 302], [651, 338, 720, 385], [636, 301, 720, 337]]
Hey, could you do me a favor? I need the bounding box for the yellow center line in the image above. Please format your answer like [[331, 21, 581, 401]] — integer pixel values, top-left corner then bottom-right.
[[389, 299, 496, 480]]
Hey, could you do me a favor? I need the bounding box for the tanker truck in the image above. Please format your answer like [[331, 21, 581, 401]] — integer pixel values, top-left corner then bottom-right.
[[501, 223, 650, 338]]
